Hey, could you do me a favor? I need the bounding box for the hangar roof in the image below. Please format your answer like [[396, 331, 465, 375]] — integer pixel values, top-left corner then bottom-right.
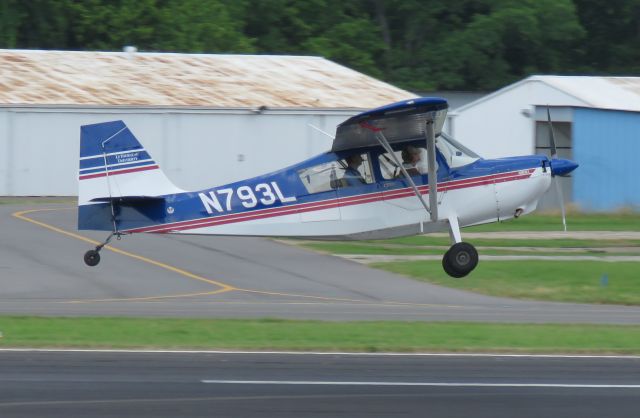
[[0, 49, 413, 109], [455, 75, 640, 113]]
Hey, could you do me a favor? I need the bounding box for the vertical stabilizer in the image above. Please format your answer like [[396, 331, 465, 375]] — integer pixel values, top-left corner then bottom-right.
[[78, 121, 183, 206]]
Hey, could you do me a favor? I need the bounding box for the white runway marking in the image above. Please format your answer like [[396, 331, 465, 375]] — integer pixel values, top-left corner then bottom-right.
[[201, 380, 640, 388], [1, 348, 640, 359]]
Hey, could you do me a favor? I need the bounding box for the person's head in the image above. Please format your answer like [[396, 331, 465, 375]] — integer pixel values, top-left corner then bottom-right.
[[346, 154, 363, 168], [401, 146, 421, 164]]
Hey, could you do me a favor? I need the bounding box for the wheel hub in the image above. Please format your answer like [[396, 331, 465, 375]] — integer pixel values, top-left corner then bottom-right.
[[456, 252, 470, 266]]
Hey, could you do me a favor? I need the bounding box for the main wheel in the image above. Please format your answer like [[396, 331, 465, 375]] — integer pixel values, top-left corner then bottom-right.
[[442, 251, 467, 278], [443, 242, 478, 278], [84, 250, 100, 267]]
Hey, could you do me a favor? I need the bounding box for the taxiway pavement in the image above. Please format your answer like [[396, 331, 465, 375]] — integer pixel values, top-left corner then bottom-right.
[[2, 203, 640, 323]]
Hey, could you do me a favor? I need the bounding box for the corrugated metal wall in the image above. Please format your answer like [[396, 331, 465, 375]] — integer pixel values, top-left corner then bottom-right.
[[573, 108, 640, 211], [0, 108, 356, 196]]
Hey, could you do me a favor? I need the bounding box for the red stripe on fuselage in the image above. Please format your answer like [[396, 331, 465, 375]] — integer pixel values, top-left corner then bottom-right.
[[127, 191, 386, 234], [79, 165, 159, 180], [123, 169, 535, 234]]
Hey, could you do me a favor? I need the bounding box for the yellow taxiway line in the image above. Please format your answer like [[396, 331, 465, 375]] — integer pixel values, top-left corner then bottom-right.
[[12, 209, 236, 300], [12, 207, 461, 309]]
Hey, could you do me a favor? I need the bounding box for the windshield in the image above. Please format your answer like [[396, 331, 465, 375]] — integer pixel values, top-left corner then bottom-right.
[[436, 132, 481, 168]]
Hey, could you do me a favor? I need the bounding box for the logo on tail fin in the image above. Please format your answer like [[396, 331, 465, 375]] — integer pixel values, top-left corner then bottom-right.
[[79, 121, 159, 181]]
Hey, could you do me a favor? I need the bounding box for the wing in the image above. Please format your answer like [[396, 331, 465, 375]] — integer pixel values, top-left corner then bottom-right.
[[331, 97, 448, 152]]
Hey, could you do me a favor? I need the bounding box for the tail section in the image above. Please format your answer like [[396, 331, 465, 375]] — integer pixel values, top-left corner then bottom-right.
[[78, 121, 184, 230], [78, 121, 183, 205]]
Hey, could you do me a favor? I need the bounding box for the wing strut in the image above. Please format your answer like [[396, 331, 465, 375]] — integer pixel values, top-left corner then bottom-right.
[[425, 121, 439, 222], [360, 122, 433, 218]]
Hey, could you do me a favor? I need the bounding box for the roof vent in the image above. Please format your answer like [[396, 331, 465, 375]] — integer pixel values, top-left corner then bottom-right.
[[123, 46, 137, 58]]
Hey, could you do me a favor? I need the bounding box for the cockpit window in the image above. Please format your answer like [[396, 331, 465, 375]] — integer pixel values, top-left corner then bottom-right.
[[436, 132, 481, 168], [379, 145, 433, 180], [298, 153, 373, 193]]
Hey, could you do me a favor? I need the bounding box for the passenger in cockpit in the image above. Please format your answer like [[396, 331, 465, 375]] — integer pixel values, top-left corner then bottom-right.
[[400, 145, 422, 177]]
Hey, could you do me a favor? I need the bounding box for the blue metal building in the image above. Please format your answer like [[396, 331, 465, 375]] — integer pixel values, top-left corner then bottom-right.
[[573, 108, 640, 211]]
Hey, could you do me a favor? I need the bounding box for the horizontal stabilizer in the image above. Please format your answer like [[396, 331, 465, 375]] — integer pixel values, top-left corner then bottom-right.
[[90, 196, 165, 204]]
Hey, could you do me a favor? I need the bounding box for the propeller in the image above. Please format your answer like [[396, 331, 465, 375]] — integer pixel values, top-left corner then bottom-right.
[[547, 108, 558, 159], [546, 107, 578, 232]]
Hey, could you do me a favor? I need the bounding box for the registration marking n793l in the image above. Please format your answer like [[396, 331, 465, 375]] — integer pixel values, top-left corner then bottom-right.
[[199, 182, 296, 214]]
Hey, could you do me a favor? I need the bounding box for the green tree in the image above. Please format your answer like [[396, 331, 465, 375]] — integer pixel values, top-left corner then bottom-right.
[[574, 0, 640, 73], [244, 0, 384, 76], [153, 0, 254, 52], [0, 0, 24, 48], [7, 0, 75, 48], [63, 0, 161, 50], [3, 0, 254, 53], [443, 0, 585, 89], [372, 0, 494, 90], [375, 0, 586, 90]]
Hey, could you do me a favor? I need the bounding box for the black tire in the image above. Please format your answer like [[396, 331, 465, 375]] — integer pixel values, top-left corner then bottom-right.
[[442, 251, 467, 278], [84, 250, 100, 267], [444, 242, 478, 278]]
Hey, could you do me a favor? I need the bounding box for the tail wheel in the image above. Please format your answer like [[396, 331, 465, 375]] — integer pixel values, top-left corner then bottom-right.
[[84, 250, 101, 267], [442, 242, 478, 278]]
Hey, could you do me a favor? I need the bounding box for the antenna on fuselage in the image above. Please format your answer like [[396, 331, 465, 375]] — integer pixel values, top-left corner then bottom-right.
[[307, 123, 335, 140]]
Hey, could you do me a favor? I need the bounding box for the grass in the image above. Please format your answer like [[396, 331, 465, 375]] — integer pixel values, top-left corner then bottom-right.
[[302, 242, 639, 256], [375, 260, 640, 305], [301, 242, 444, 255], [292, 214, 640, 305], [465, 211, 640, 232], [1, 317, 640, 354], [379, 236, 640, 248]]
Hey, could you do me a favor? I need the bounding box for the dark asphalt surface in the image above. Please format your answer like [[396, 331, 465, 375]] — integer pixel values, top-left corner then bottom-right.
[[2, 202, 640, 323], [0, 350, 638, 418]]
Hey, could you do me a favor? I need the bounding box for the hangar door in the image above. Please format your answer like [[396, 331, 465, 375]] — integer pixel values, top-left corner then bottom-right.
[[535, 120, 574, 211]]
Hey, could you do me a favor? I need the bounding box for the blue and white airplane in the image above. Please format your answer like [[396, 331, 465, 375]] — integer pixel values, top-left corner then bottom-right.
[[78, 98, 578, 277]]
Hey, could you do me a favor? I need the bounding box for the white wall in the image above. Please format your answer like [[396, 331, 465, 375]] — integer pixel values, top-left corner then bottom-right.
[[0, 111, 11, 195], [448, 81, 587, 158], [0, 107, 356, 196]]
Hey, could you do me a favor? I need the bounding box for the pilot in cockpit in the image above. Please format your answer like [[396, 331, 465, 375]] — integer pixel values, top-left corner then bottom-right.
[[400, 145, 422, 177], [342, 154, 366, 186]]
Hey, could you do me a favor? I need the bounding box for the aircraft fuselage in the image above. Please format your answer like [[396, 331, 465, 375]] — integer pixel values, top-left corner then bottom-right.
[[79, 144, 552, 240]]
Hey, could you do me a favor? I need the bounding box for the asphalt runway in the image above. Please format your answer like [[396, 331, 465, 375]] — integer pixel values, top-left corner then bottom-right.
[[2, 202, 640, 323], [0, 350, 638, 418]]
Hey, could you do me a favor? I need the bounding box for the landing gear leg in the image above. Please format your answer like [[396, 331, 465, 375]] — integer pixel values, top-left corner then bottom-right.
[[83, 232, 119, 267], [442, 216, 478, 278]]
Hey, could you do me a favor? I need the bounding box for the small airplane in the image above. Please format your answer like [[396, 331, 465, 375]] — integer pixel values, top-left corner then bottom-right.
[[78, 97, 578, 277]]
